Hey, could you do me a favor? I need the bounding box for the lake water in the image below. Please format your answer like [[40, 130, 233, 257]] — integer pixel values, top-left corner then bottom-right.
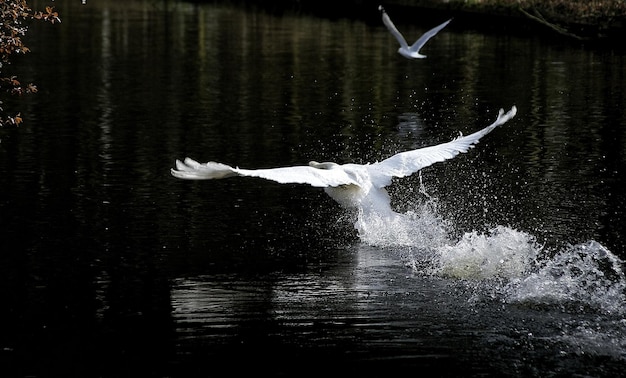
[[1, 0, 625, 376]]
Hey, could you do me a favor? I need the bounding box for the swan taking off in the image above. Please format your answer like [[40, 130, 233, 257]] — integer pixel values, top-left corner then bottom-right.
[[379, 5, 451, 59], [172, 107, 517, 219]]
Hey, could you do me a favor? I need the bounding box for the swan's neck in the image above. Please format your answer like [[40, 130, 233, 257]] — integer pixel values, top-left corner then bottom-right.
[[324, 185, 394, 216], [324, 185, 363, 209]]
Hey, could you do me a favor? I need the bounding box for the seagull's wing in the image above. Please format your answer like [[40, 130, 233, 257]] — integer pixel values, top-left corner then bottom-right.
[[367, 106, 517, 188], [380, 7, 409, 49], [408, 19, 451, 53], [171, 158, 359, 188]]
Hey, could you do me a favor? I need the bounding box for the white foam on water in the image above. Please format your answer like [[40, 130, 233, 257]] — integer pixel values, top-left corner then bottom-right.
[[506, 240, 626, 315], [432, 225, 541, 280], [555, 319, 626, 359], [355, 199, 452, 250], [354, 196, 626, 316]]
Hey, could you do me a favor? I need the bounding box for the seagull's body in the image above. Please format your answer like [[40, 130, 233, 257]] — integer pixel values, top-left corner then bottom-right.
[[172, 107, 517, 223], [379, 5, 451, 59]]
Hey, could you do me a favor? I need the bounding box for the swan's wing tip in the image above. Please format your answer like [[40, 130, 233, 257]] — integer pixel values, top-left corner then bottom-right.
[[171, 158, 237, 180], [497, 106, 518, 122], [175, 158, 190, 171]]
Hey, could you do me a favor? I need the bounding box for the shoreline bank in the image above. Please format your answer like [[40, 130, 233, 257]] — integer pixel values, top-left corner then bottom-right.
[[189, 0, 626, 42]]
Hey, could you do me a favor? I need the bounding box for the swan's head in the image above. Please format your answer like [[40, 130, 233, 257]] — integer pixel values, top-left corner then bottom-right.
[[309, 161, 340, 170]]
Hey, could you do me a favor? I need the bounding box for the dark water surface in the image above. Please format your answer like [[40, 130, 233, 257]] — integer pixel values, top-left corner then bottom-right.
[[1, 1, 626, 376]]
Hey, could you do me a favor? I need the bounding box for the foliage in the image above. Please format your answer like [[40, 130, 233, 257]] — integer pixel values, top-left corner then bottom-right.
[[0, 0, 60, 126], [518, 0, 626, 27], [443, 0, 626, 38], [462, 0, 626, 18]]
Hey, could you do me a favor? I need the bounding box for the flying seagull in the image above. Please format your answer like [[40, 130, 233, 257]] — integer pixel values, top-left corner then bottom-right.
[[171, 107, 517, 219], [379, 5, 451, 59]]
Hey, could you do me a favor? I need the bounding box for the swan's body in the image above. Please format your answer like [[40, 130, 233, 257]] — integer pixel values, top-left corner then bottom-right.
[[172, 107, 516, 221], [379, 5, 451, 59]]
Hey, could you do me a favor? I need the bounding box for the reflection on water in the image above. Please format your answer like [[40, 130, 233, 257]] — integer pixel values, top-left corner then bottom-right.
[[1, 0, 626, 376], [171, 243, 626, 376], [170, 247, 471, 375]]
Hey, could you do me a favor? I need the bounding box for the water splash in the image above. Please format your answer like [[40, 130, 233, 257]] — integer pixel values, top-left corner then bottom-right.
[[555, 319, 626, 359], [433, 225, 541, 280], [355, 197, 626, 315], [355, 172, 452, 250], [507, 240, 626, 315], [355, 199, 452, 250]]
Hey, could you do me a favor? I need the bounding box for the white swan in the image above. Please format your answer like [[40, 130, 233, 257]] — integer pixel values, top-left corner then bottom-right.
[[379, 5, 451, 59], [172, 107, 517, 220]]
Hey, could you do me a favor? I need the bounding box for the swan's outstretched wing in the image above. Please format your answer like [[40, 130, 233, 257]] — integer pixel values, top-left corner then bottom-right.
[[379, 6, 409, 49], [409, 19, 451, 54], [171, 158, 359, 188], [367, 106, 517, 187]]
